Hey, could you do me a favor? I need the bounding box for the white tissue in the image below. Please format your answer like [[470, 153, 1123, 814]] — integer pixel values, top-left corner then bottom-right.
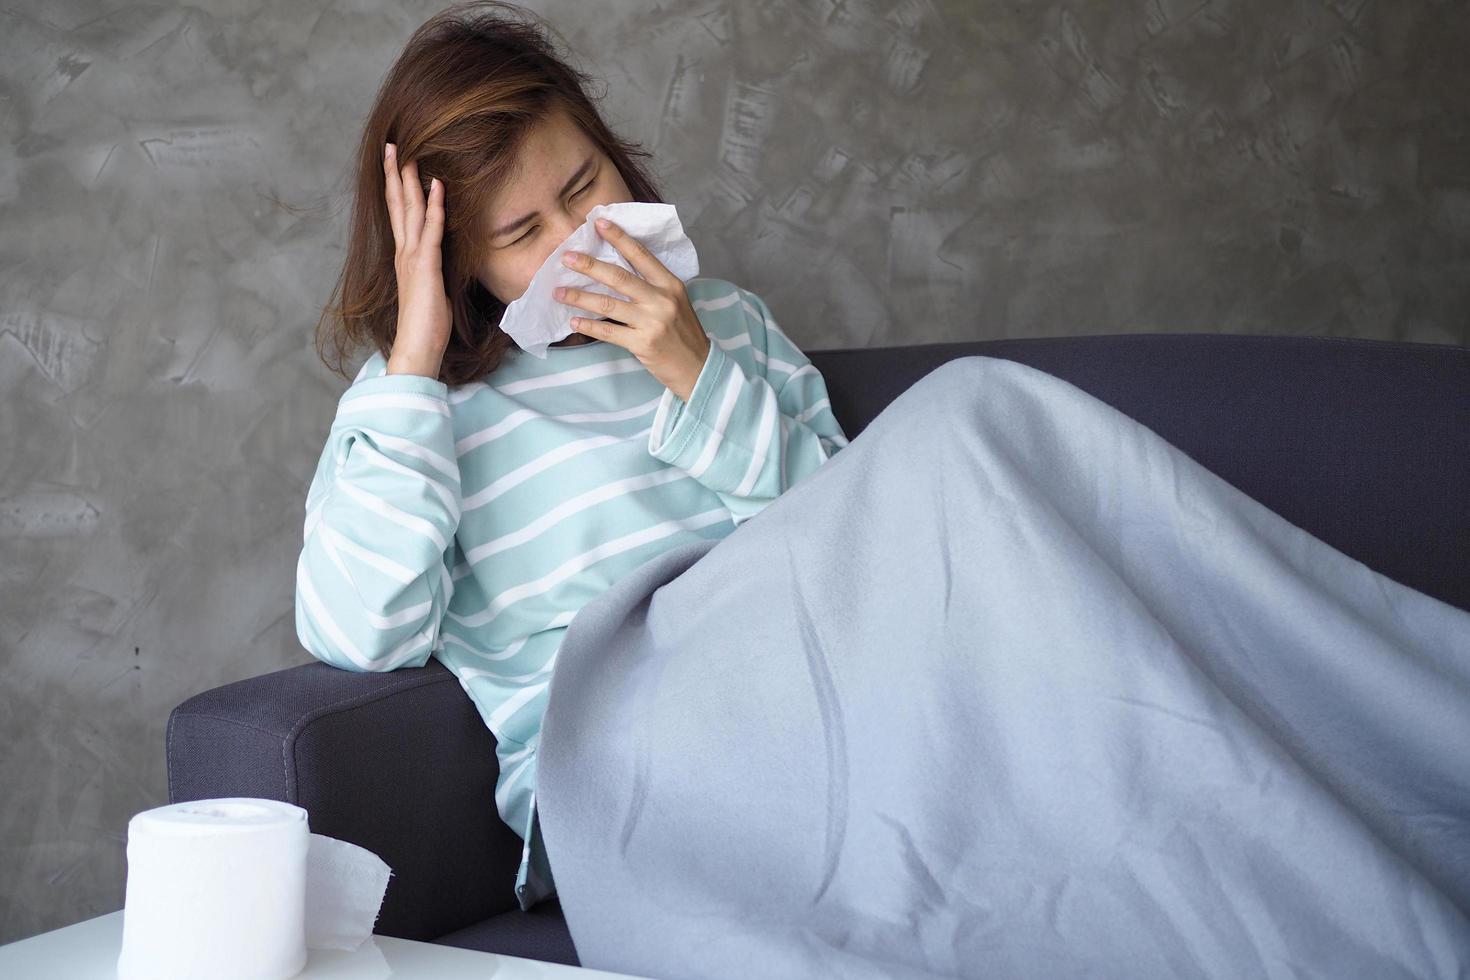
[[117, 798, 392, 980], [499, 201, 700, 358]]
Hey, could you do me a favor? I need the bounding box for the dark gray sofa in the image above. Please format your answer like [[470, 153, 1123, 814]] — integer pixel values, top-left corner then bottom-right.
[[167, 333, 1470, 969]]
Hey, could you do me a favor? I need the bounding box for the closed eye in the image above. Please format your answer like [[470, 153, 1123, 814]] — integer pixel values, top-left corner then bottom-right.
[[507, 177, 597, 246]]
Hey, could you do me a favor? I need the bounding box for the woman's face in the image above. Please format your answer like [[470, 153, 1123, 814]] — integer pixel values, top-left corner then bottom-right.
[[476, 107, 633, 308]]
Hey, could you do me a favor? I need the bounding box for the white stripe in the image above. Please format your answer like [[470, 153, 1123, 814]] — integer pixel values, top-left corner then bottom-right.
[[447, 378, 492, 405], [493, 358, 646, 398], [487, 678, 550, 732], [298, 554, 374, 670], [779, 362, 821, 389], [734, 382, 779, 496], [779, 415, 791, 494], [456, 396, 661, 457], [793, 396, 832, 424], [315, 520, 360, 587], [693, 290, 741, 311], [462, 434, 623, 512], [767, 352, 801, 375], [744, 344, 768, 373], [352, 357, 380, 383], [464, 467, 688, 565], [352, 440, 460, 517], [546, 608, 577, 629], [442, 632, 530, 662], [456, 407, 539, 456], [378, 623, 435, 669], [311, 532, 437, 632], [302, 555, 429, 671], [304, 499, 323, 540], [329, 560, 432, 631], [449, 508, 730, 628], [370, 431, 459, 482], [336, 479, 449, 552], [495, 737, 539, 784], [338, 392, 450, 417], [720, 331, 753, 350], [439, 558, 455, 616], [498, 737, 538, 768], [760, 315, 808, 377], [791, 397, 851, 443], [494, 751, 536, 816], [454, 646, 554, 683], [319, 522, 418, 586], [685, 365, 745, 480], [647, 388, 679, 455], [305, 474, 328, 516]]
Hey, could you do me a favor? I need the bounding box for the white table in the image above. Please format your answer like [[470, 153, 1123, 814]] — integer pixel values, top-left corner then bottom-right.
[[0, 909, 654, 979]]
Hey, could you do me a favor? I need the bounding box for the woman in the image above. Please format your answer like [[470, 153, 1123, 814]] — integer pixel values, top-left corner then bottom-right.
[[295, 0, 849, 911]]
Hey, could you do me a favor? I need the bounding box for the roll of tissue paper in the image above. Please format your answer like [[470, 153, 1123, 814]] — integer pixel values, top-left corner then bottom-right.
[[117, 798, 393, 980]]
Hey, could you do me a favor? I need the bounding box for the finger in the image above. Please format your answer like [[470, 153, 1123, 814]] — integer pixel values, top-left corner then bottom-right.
[[594, 218, 677, 287], [402, 157, 423, 253], [557, 284, 637, 323], [422, 176, 444, 251], [568, 315, 629, 350], [561, 249, 657, 302], [383, 143, 405, 249]]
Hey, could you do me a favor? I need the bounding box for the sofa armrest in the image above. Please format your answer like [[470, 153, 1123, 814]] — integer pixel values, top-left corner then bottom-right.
[[166, 657, 524, 940]]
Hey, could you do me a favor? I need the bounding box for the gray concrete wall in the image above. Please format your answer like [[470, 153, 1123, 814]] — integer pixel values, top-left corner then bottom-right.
[[2, 0, 1466, 943]]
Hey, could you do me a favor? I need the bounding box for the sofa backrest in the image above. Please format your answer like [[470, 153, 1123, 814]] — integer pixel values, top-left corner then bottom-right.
[[807, 334, 1469, 615]]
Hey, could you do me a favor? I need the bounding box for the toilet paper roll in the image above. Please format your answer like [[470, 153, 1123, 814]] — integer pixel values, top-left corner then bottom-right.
[[117, 798, 393, 980]]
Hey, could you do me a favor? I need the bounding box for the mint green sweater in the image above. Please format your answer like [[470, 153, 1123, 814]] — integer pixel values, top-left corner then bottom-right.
[[295, 277, 851, 909]]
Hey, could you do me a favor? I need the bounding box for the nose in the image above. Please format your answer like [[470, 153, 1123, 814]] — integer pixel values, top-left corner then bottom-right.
[[550, 208, 588, 248], [535, 216, 583, 272]]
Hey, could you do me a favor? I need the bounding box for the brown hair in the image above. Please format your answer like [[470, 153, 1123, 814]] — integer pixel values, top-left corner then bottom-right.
[[313, 0, 665, 387]]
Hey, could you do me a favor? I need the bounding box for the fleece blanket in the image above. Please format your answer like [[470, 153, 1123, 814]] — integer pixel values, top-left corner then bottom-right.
[[535, 354, 1470, 980]]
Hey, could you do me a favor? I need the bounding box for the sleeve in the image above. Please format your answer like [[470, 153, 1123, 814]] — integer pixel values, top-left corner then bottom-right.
[[646, 285, 851, 527], [294, 359, 463, 672]]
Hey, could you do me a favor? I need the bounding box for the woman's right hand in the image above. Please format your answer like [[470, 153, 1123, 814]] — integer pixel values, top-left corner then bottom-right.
[[383, 143, 452, 378]]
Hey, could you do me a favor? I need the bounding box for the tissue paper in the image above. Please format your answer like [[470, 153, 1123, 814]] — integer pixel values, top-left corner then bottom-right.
[[117, 798, 392, 980], [499, 200, 700, 358]]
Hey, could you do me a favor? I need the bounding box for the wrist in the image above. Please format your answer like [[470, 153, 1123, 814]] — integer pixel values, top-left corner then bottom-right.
[[386, 347, 444, 379], [672, 338, 713, 402]]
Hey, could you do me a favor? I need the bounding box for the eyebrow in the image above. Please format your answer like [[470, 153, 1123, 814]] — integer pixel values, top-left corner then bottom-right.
[[491, 155, 596, 240]]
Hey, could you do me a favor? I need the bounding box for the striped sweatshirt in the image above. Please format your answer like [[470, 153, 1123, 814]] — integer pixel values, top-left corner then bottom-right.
[[294, 276, 851, 910]]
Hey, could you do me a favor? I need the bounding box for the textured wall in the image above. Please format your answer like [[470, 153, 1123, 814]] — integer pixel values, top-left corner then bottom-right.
[[2, 0, 1467, 943]]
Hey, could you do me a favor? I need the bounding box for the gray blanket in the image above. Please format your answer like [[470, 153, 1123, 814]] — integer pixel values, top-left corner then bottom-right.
[[536, 355, 1470, 979]]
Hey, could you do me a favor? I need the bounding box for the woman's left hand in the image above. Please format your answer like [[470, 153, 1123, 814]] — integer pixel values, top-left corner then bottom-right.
[[554, 217, 711, 402]]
